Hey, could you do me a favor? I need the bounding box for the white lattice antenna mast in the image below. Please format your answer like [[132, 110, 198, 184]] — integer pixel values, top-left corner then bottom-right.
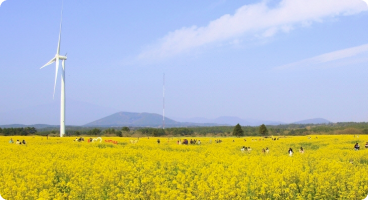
[[163, 73, 165, 129]]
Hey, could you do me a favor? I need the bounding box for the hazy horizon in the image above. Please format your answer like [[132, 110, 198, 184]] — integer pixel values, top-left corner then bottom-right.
[[0, 99, 348, 126]]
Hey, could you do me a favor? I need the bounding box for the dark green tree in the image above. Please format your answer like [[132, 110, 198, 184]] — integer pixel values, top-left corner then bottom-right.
[[165, 128, 193, 136], [75, 131, 81, 136], [89, 128, 101, 136], [103, 128, 116, 135], [138, 128, 164, 136], [152, 129, 159, 137], [259, 124, 268, 135], [120, 127, 130, 137], [122, 127, 130, 133], [116, 131, 123, 137], [232, 124, 244, 137]]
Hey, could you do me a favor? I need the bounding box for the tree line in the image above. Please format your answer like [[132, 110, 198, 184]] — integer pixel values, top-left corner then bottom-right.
[[0, 127, 37, 136], [3, 122, 368, 137]]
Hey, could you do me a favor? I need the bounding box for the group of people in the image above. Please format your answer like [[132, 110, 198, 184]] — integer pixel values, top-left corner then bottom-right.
[[9, 138, 26, 145], [156, 138, 367, 154], [262, 147, 269, 154], [353, 142, 368, 150], [240, 146, 305, 156], [241, 146, 252, 153], [74, 137, 85, 142], [188, 139, 200, 144], [173, 139, 202, 145], [73, 137, 104, 143], [287, 147, 304, 156], [241, 147, 272, 154], [302, 141, 368, 151]]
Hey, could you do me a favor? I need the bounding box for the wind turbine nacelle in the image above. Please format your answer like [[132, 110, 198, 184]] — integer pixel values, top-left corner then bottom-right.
[[59, 56, 67, 60]]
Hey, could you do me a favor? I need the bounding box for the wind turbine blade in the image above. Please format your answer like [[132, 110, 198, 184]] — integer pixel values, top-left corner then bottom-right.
[[53, 58, 60, 99], [57, 1, 64, 55], [57, 33, 61, 55], [40, 57, 56, 69]]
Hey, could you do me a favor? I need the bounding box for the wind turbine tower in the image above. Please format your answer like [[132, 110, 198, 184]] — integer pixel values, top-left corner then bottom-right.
[[40, 3, 67, 137], [163, 73, 165, 129]]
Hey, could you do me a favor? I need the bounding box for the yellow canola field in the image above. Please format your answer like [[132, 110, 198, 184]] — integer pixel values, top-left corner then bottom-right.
[[0, 135, 368, 200]]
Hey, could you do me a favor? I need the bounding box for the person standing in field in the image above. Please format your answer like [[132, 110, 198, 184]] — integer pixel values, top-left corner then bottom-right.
[[354, 143, 360, 150], [265, 147, 269, 153], [299, 147, 304, 154], [157, 139, 160, 144], [22, 140, 26, 145], [241, 146, 246, 152], [365, 142, 368, 148], [262, 148, 266, 154], [9, 138, 13, 144], [288, 148, 293, 156]]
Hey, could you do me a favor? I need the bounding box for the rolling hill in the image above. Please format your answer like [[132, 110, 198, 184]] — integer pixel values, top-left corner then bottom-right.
[[292, 118, 330, 124], [173, 116, 284, 126], [84, 112, 181, 127]]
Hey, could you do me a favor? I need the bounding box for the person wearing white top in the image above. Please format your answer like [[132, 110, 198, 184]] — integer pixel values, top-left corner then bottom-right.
[[288, 148, 293, 156]]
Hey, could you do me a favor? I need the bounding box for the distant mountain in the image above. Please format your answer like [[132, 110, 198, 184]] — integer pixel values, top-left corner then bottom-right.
[[212, 116, 246, 125], [176, 117, 212, 124], [84, 112, 179, 127], [0, 124, 57, 129], [1, 104, 331, 128], [292, 118, 330, 124], [0, 99, 119, 126], [84, 112, 222, 127], [175, 116, 284, 126]]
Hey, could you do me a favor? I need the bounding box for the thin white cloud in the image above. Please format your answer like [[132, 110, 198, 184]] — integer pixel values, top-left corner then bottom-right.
[[138, 0, 368, 61], [275, 43, 368, 70], [363, 0, 368, 6], [0, 0, 6, 7]]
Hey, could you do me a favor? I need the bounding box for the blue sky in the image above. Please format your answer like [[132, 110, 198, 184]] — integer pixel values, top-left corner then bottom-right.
[[1, 0, 368, 124]]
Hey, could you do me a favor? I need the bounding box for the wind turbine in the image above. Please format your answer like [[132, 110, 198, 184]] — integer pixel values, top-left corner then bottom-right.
[[40, 5, 67, 137]]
